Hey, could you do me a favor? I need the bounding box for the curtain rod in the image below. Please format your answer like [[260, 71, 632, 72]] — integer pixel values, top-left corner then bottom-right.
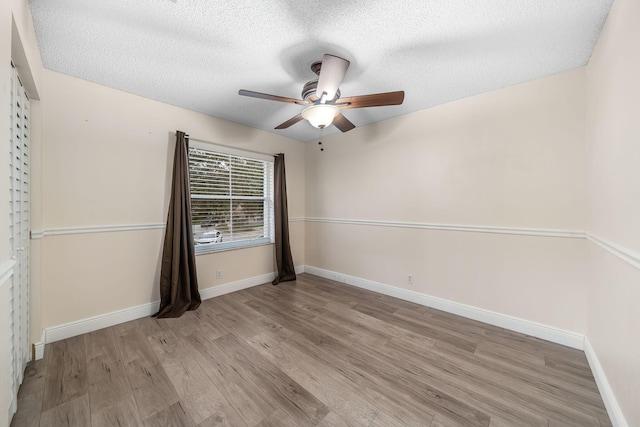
[[184, 133, 277, 158]]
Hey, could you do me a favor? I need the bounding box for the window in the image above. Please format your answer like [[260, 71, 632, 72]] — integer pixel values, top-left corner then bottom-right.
[[189, 144, 274, 254]]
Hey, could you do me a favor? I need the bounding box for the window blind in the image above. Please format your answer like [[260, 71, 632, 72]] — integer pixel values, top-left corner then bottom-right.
[[189, 147, 274, 253]]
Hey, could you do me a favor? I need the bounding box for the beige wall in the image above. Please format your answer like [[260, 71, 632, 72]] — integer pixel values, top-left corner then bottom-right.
[[307, 70, 586, 230], [306, 69, 589, 333], [39, 70, 306, 328], [586, 0, 640, 424]]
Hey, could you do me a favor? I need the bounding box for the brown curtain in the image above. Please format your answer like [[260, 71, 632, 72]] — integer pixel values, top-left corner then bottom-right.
[[272, 153, 296, 285], [153, 131, 201, 318]]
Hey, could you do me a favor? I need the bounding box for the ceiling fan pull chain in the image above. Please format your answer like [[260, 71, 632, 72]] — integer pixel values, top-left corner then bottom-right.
[[318, 128, 324, 152]]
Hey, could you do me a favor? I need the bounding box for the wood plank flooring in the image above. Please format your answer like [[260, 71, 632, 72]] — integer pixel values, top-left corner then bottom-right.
[[11, 273, 611, 426]]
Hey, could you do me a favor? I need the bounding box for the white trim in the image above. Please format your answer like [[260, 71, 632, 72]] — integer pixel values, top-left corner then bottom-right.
[[0, 259, 17, 286], [30, 217, 306, 240], [304, 265, 585, 349], [189, 138, 275, 162], [27, 220, 640, 273], [43, 266, 305, 343], [586, 233, 640, 271], [34, 329, 46, 361], [306, 218, 640, 271], [199, 272, 277, 300], [306, 217, 585, 239], [9, 395, 17, 425], [45, 301, 161, 343], [30, 223, 165, 239], [584, 337, 628, 427], [195, 239, 272, 255], [199, 265, 305, 298]]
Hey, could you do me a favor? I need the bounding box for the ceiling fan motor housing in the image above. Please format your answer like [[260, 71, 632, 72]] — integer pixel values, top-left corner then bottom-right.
[[310, 60, 323, 76], [302, 80, 340, 103]]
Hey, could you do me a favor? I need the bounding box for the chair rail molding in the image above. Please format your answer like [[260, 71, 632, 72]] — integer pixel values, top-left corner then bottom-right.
[[31, 217, 307, 240], [586, 233, 640, 271], [306, 217, 640, 272], [305, 217, 585, 238], [30, 223, 166, 239]]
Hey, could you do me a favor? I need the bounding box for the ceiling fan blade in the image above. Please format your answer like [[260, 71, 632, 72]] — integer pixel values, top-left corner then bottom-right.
[[275, 114, 304, 129], [316, 54, 350, 102], [337, 91, 405, 109], [332, 113, 356, 132], [239, 89, 310, 105]]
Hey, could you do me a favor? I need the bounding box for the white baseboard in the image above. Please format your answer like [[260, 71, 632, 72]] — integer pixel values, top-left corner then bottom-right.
[[199, 272, 273, 300], [199, 265, 305, 300], [45, 300, 161, 344], [33, 329, 46, 360], [43, 266, 305, 345], [584, 338, 628, 427], [303, 265, 585, 350], [8, 393, 17, 425], [40, 262, 582, 349]]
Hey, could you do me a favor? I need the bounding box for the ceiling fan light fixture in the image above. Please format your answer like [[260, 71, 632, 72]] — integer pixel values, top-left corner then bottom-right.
[[301, 104, 340, 129]]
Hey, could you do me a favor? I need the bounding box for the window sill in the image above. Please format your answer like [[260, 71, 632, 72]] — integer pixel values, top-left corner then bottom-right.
[[194, 238, 273, 255]]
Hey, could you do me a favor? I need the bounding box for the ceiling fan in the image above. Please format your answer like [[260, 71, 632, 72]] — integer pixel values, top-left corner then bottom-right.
[[239, 54, 405, 132]]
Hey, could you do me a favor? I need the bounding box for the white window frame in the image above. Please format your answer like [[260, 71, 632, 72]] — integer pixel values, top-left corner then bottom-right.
[[188, 140, 274, 254]]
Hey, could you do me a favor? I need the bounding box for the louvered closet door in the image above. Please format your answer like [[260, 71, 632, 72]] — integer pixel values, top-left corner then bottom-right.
[[8, 62, 30, 419]]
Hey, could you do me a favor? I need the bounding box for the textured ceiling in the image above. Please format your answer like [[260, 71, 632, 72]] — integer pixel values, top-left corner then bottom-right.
[[29, 0, 612, 142]]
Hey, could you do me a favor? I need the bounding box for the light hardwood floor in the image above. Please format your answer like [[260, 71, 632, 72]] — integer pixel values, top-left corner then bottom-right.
[[11, 273, 611, 426]]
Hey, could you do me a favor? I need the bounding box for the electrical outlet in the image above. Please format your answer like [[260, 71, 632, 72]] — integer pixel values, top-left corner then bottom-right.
[[216, 269, 223, 279], [408, 274, 414, 284]]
